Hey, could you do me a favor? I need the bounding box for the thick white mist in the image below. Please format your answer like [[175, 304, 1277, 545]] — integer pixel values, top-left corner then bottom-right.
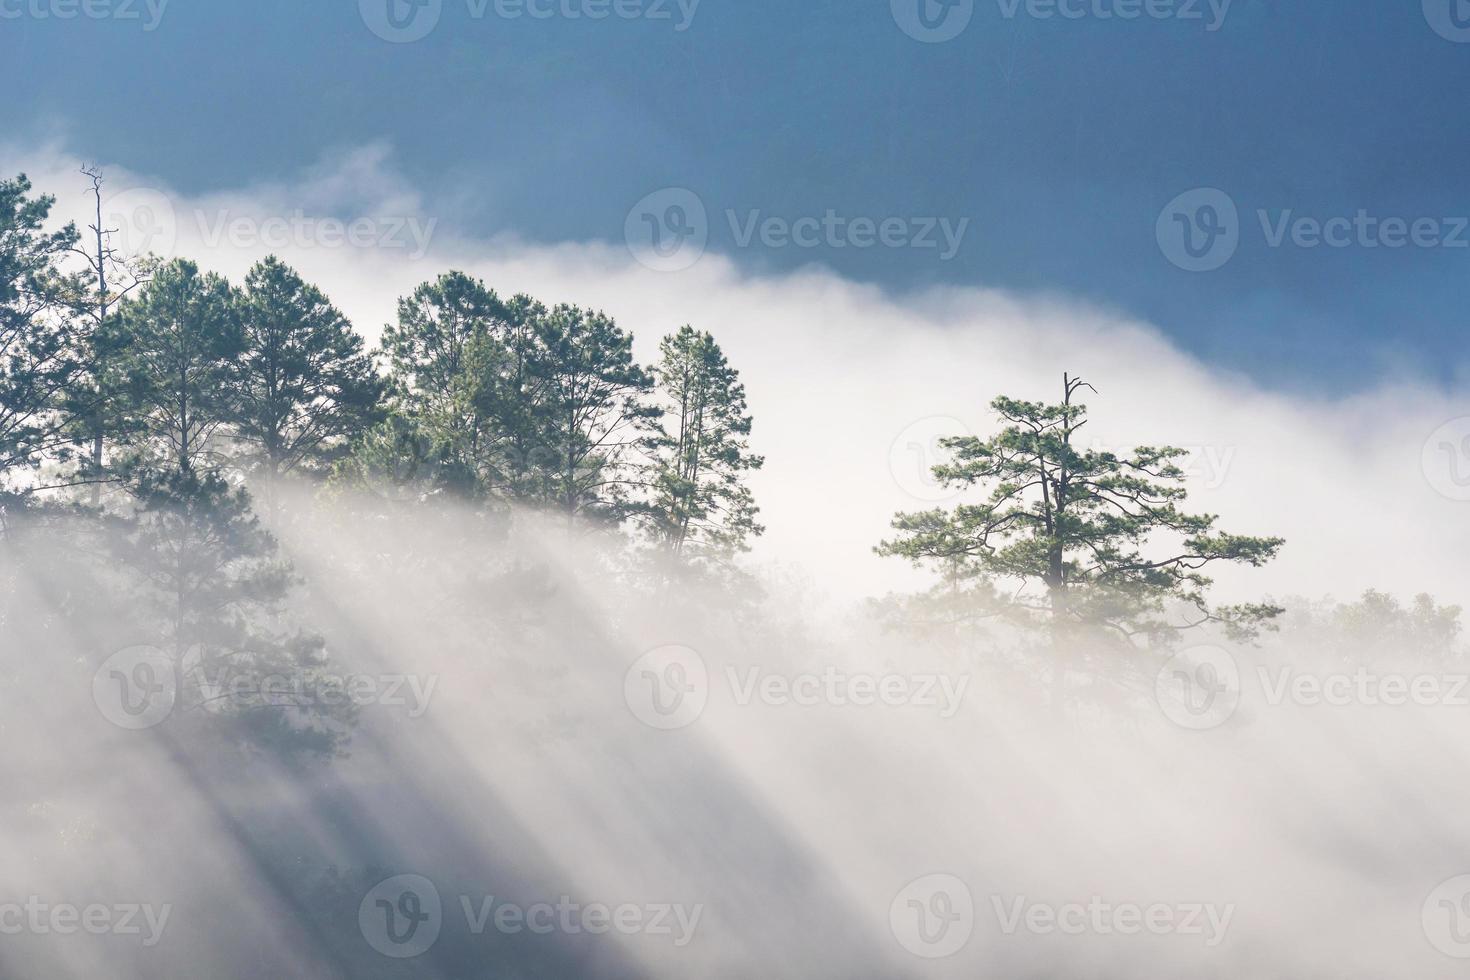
[[4, 487, 1470, 978], [2, 140, 1469, 978]]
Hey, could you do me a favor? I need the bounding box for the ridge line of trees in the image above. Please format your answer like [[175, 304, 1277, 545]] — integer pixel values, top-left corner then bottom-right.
[[0, 172, 766, 569]]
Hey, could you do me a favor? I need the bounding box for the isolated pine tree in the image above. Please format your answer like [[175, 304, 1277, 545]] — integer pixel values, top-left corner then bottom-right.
[[878, 373, 1283, 649]]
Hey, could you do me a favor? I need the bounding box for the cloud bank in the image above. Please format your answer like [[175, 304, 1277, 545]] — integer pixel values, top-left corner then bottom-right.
[[7, 138, 1467, 607]]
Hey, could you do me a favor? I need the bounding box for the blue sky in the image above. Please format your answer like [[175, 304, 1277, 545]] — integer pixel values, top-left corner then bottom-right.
[[5, 0, 1469, 391]]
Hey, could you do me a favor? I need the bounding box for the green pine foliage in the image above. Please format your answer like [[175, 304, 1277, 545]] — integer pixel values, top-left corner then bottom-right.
[[231, 256, 384, 486], [644, 325, 765, 563], [0, 175, 85, 485], [878, 374, 1284, 647]]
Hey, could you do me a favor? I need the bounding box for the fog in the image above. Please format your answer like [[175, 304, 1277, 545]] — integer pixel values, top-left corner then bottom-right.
[[3, 139, 1470, 977], [2, 476, 1469, 979], [8, 138, 1469, 606]]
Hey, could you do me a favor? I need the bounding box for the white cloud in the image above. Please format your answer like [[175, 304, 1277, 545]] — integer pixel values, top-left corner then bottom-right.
[[9, 140, 1468, 606]]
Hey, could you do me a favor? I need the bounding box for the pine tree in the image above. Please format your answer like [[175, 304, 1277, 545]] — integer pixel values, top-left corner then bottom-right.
[[645, 325, 764, 563], [878, 373, 1283, 649], [230, 256, 382, 496], [111, 259, 242, 474], [107, 468, 350, 759], [329, 409, 455, 504], [526, 303, 655, 524], [467, 293, 556, 501], [0, 174, 83, 492], [376, 270, 509, 495], [63, 166, 153, 504]]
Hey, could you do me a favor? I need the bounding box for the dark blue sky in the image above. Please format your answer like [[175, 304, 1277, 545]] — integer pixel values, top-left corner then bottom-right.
[[6, 0, 1469, 391]]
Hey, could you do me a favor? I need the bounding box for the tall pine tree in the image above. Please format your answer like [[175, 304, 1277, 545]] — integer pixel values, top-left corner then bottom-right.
[[528, 303, 655, 525], [111, 259, 241, 474], [645, 325, 764, 563], [0, 175, 82, 492], [230, 256, 382, 496], [375, 270, 508, 496]]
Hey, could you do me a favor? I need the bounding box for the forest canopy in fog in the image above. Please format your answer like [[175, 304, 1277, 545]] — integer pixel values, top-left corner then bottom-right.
[[3, 167, 1470, 979]]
